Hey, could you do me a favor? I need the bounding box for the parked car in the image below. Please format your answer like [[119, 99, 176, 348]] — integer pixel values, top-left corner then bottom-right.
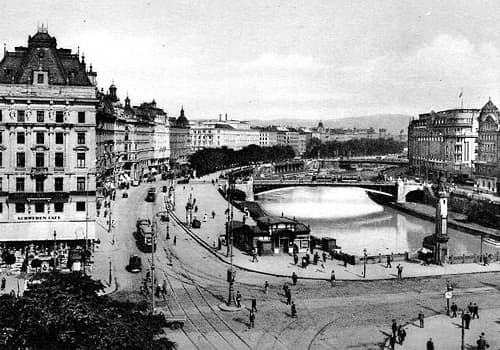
[[126, 255, 142, 273], [146, 187, 156, 202]]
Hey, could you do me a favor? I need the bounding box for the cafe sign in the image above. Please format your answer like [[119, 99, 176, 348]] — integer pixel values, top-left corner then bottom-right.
[[15, 215, 63, 221]]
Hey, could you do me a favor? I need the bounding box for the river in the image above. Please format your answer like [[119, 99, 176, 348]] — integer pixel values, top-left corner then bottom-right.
[[256, 187, 500, 256]]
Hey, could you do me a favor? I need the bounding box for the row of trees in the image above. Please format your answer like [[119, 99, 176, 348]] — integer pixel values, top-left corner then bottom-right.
[[0, 273, 175, 349], [189, 145, 296, 176], [304, 137, 406, 158]]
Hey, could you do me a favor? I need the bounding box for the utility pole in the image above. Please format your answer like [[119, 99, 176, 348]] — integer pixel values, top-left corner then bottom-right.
[[151, 218, 156, 314], [363, 248, 367, 278], [461, 310, 465, 350], [226, 180, 236, 307], [53, 230, 57, 271]]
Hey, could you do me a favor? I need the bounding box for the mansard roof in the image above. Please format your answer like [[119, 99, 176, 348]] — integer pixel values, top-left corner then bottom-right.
[[0, 30, 92, 86]]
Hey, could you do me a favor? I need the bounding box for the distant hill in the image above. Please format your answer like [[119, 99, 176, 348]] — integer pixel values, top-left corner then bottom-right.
[[249, 114, 412, 135]]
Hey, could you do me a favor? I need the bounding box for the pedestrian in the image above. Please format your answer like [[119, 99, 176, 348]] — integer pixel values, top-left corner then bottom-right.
[[194, 205, 198, 213], [388, 335, 396, 350], [251, 298, 257, 312], [162, 280, 168, 298], [212, 211, 216, 219], [292, 272, 298, 286], [399, 264, 403, 278], [386, 255, 392, 268], [301, 257, 307, 268], [418, 310, 424, 328], [9, 289, 15, 297], [330, 270, 336, 286], [155, 284, 161, 298], [293, 254, 299, 265], [283, 282, 289, 296], [264, 281, 269, 294], [249, 310, 255, 328], [463, 311, 471, 329], [173, 236, 177, 245], [426, 338, 434, 350], [236, 291, 242, 308], [291, 301, 297, 318], [468, 302, 473, 314], [391, 319, 397, 337], [286, 289, 292, 305], [343, 255, 348, 267], [252, 250, 259, 263], [450, 302, 458, 318], [477, 332, 489, 350], [398, 327, 406, 345], [472, 302, 479, 319], [322, 251, 327, 263], [313, 252, 319, 265], [203, 213, 207, 222], [1, 276, 5, 290]]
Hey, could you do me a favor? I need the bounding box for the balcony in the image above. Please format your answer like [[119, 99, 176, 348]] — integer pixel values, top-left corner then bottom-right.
[[30, 167, 49, 178]]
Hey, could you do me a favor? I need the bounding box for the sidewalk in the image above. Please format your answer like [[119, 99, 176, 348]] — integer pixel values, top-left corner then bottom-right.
[[392, 308, 500, 349], [172, 179, 500, 281]]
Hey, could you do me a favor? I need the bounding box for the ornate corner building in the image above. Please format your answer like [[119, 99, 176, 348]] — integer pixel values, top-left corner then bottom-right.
[[0, 28, 97, 245]]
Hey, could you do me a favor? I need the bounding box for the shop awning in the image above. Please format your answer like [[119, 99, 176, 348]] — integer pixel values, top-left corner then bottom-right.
[[0, 221, 96, 241]]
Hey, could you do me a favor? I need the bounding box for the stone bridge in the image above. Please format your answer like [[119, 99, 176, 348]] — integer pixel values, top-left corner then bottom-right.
[[234, 178, 424, 203]]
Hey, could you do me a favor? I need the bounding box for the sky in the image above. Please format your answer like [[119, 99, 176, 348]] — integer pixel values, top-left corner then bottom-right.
[[1, 0, 500, 121]]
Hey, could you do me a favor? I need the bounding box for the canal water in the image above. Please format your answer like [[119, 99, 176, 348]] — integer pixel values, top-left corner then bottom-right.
[[256, 187, 500, 256]]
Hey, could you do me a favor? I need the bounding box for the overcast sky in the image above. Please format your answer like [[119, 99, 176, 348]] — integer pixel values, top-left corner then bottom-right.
[[1, 0, 500, 120]]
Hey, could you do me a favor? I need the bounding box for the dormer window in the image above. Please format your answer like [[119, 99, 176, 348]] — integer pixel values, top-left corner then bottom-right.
[[33, 70, 48, 86]]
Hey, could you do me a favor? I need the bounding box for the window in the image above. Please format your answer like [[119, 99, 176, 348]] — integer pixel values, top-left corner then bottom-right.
[[0, 109, 2, 121], [15, 203, 24, 213], [55, 152, 64, 168], [37, 74, 44, 84], [16, 178, 24, 192], [55, 132, 64, 144], [0, 203, 2, 213], [0, 152, 2, 167], [0, 178, 2, 191], [77, 177, 86, 191], [77, 152, 85, 167], [35, 178, 44, 192], [36, 132, 44, 144], [56, 111, 64, 123], [0, 132, 2, 144], [35, 153, 44, 167], [78, 112, 85, 123], [17, 110, 25, 122], [76, 202, 86, 212], [54, 177, 63, 191], [54, 202, 63, 212], [37, 111, 44, 122], [17, 132, 25, 144], [16, 152, 25, 168], [77, 132, 85, 144]]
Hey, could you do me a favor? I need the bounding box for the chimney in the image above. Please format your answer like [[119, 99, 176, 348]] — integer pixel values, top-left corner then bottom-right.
[[225, 113, 228, 121], [219, 113, 221, 122]]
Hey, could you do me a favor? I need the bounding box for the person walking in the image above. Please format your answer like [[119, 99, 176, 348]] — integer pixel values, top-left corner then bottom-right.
[[418, 310, 425, 328], [252, 250, 259, 263], [286, 289, 292, 305], [463, 311, 471, 329], [426, 338, 434, 350], [292, 272, 298, 286], [212, 211, 216, 219], [162, 280, 168, 299], [391, 319, 398, 337], [396, 264, 401, 279], [398, 327, 406, 345], [330, 270, 336, 286], [251, 298, 257, 312], [203, 213, 207, 222], [236, 291, 242, 308], [386, 254, 392, 268], [450, 302, 458, 318], [283, 282, 289, 296], [476, 332, 489, 350], [173, 236, 177, 245], [388, 335, 396, 350], [293, 254, 299, 265], [322, 251, 327, 263], [291, 301, 297, 318], [155, 284, 161, 298], [249, 310, 255, 328], [472, 303, 479, 319], [1, 276, 5, 291], [264, 281, 269, 294]]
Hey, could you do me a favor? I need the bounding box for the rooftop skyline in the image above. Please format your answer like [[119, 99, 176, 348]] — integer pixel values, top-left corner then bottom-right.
[[2, 0, 500, 120]]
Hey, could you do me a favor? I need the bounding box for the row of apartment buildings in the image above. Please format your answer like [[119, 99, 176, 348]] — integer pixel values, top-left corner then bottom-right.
[[408, 99, 500, 194]]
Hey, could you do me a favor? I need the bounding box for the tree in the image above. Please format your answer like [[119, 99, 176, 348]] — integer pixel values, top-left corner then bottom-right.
[[0, 272, 176, 350]]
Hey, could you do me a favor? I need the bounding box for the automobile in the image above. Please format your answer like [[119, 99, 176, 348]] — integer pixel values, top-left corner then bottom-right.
[[162, 185, 168, 193], [177, 177, 189, 184], [126, 255, 142, 273], [136, 217, 152, 233], [136, 218, 155, 252], [145, 187, 156, 202], [131, 180, 140, 187]]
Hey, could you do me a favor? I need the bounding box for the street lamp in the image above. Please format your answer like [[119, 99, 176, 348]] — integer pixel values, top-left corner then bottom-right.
[[363, 248, 367, 278]]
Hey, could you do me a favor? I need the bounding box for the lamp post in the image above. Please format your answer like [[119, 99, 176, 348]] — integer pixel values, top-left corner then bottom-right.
[[53, 230, 57, 271], [151, 210, 169, 313], [225, 180, 236, 308], [461, 309, 465, 350], [363, 248, 367, 278]]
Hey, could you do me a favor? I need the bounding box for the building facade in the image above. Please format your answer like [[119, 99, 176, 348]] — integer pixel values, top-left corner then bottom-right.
[[0, 29, 96, 244], [408, 108, 479, 180], [475, 99, 500, 193]]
